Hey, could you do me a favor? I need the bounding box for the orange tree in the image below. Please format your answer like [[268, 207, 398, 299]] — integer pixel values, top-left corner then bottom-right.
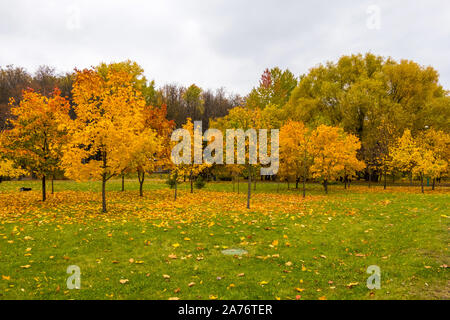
[[0, 88, 70, 200], [128, 104, 175, 197], [62, 68, 146, 212]]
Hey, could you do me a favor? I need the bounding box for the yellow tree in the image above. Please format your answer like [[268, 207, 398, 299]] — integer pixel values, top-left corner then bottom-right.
[[279, 121, 312, 197], [1, 89, 70, 200], [209, 107, 263, 208], [171, 118, 211, 197], [309, 125, 364, 193], [97, 60, 157, 191], [126, 128, 161, 197], [136, 104, 175, 196], [390, 129, 419, 186], [416, 129, 449, 191], [340, 134, 366, 189], [62, 68, 146, 212], [0, 158, 26, 181]]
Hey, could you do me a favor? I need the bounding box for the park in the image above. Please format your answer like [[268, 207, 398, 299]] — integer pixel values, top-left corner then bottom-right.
[[0, 55, 449, 300]]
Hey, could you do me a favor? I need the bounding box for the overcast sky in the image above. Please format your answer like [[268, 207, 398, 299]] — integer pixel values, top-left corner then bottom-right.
[[1, 0, 449, 95]]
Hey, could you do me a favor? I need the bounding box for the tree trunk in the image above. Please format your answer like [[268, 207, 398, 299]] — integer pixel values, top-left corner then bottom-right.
[[51, 175, 54, 194], [174, 178, 177, 200], [432, 178, 435, 191], [323, 179, 328, 194], [409, 172, 413, 187], [247, 165, 251, 209], [421, 174, 424, 193], [102, 174, 107, 213], [344, 176, 347, 189], [368, 169, 372, 188], [121, 174, 125, 192], [296, 178, 299, 189], [237, 175, 240, 194], [302, 177, 306, 198], [42, 176, 46, 201], [190, 170, 193, 193], [138, 171, 145, 197], [253, 173, 256, 191], [232, 175, 235, 192], [383, 170, 387, 190], [101, 152, 107, 213]]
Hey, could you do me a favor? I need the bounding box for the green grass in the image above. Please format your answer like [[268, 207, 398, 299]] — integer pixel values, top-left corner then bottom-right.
[[0, 178, 448, 300]]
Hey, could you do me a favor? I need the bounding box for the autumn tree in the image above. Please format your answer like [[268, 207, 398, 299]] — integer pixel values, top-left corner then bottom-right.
[[391, 128, 450, 193], [130, 104, 175, 197], [279, 121, 312, 197], [285, 53, 444, 182], [171, 118, 211, 197], [246, 67, 298, 110], [0, 158, 26, 182], [340, 134, 366, 188], [419, 129, 450, 189], [309, 125, 365, 193], [0, 89, 70, 200], [390, 129, 418, 186], [62, 68, 146, 212], [210, 107, 264, 208]]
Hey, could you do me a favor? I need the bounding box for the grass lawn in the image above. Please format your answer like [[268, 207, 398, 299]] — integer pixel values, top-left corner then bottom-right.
[[0, 178, 448, 300]]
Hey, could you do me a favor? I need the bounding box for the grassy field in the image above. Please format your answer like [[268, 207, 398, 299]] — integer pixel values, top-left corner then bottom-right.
[[0, 178, 448, 300]]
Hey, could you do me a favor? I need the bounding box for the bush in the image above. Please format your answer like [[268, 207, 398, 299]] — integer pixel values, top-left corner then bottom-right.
[[166, 177, 177, 189], [194, 176, 206, 189]]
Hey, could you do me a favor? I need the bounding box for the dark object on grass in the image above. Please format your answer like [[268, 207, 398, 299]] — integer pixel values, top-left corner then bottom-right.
[[20, 187, 32, 192]]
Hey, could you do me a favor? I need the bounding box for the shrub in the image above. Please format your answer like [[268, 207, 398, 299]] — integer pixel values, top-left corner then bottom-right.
[[166, 176, 177, 189], [194, 176, 206, 189]]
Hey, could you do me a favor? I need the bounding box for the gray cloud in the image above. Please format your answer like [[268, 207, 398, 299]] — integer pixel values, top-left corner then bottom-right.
[[0, 0, 449, 95]]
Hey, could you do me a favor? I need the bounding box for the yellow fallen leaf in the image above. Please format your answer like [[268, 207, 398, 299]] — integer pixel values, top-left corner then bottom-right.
[[119, 279, 129, 284], [346, 282, 359, 288]]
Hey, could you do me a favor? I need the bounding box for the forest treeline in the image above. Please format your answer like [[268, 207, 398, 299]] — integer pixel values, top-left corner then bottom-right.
[[0, 63, 242, 130]]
